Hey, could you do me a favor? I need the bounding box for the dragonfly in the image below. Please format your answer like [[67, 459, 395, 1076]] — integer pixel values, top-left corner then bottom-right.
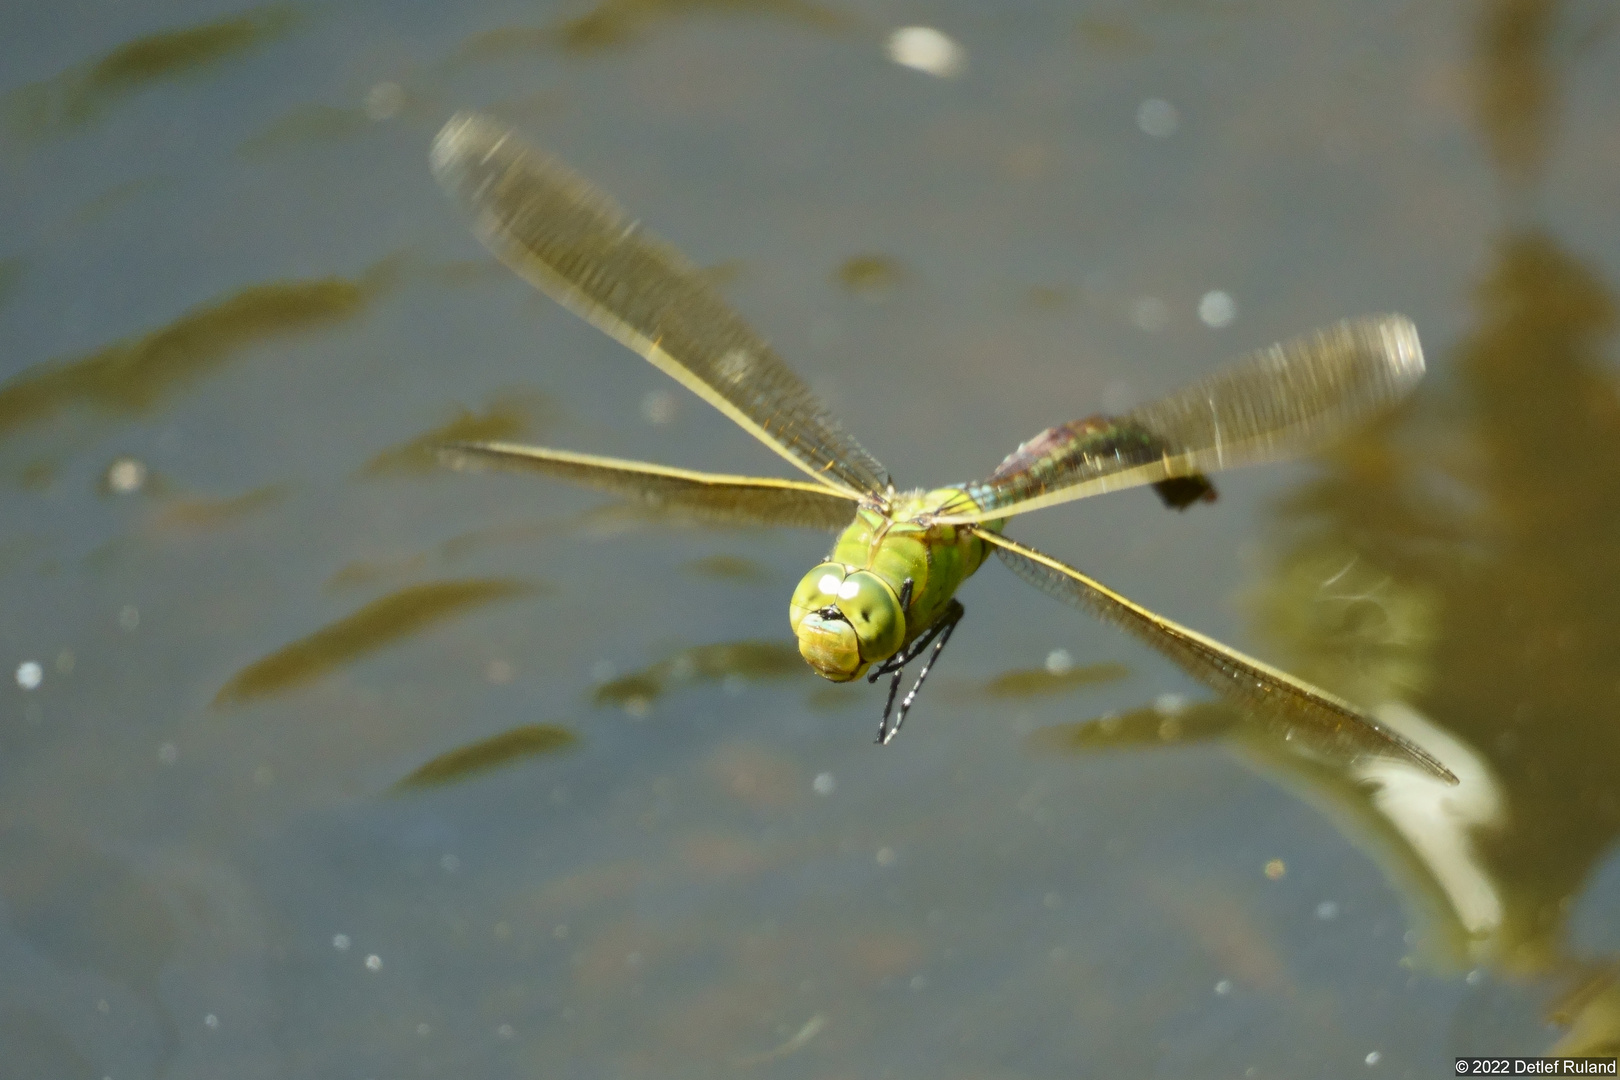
[[429, 112, 1457, 785]]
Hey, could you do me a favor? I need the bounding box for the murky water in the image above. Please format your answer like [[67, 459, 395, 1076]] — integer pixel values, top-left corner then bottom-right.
[[3, 1, 1619, 1076]]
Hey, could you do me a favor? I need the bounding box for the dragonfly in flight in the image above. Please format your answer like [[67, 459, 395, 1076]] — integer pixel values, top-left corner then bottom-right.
[[429, 113, 1456, 785]]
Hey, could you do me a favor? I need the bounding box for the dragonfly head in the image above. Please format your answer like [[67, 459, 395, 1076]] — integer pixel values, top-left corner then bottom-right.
[[789, 563, 905, 681]]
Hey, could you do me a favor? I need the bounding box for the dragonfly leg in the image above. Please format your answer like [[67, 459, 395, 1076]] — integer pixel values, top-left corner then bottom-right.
[[867, 579, 916, 684], [875, 600, 965, 745]]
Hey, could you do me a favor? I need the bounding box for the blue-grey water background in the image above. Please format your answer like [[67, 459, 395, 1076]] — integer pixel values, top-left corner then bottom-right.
[[3, 1, 1620, 1076]]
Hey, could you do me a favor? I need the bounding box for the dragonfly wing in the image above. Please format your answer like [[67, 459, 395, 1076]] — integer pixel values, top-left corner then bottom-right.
[[975, 528, 1458, 784], [442, 441, 860, 531], [431, 114, 890, 500], [944, 316, 1424, 523]]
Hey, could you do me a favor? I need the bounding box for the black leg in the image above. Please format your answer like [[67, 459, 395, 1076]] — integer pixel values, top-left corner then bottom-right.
[[874, 600, 965, 745], [868, 578, 916, 684]]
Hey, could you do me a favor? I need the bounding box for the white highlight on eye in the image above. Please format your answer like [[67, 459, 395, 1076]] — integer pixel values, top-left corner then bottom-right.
[[818, 574, 842, 595], [838, 580, 861, 600]]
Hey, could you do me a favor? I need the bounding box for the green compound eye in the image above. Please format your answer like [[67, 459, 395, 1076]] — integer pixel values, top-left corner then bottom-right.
[[834, 570, 904, 663], [788, 562, 848, 637]]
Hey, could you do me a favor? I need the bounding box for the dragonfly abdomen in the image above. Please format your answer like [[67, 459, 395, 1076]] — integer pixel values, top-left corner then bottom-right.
[[967, 415, 1216, 512]]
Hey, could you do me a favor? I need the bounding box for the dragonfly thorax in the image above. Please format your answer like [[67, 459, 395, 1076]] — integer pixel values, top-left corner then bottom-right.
[[788, 489, 998, 682]]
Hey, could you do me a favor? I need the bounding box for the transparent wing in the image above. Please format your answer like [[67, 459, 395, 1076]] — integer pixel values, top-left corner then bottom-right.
[[944, 317, 1424, 523], [442, 441, 859, 531], [975, 528, 1458, 783], [431, 114, 890, 500]]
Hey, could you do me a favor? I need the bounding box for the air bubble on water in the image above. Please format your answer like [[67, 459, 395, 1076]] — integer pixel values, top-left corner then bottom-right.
[[15, 661, 42, 690], [1316, 901, 1340, 921], [909, 974, 928, 990], [876, 846, 896, 866], [365, 954, 383, 972], [1364, 1051, 1381, 1067], [416, 1022, 431, 1037], [204, 1014, 219, 1029], [1136, 98, 1179, 138], [106, 457, 147, 494], [812, 772, 836, 795], [1214, 979, 1232, 996], [440, 854, 460, 873], [333, 934, 351, 951], [1199, 290, 1236, 328], [1044, 649, 1073, 675], [157, 743, 178, 765], [887, 26, 966, 78]]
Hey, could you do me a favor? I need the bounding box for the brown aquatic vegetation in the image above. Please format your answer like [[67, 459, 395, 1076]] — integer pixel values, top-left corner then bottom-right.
[[979, 661, 1129, 700], [0, 265, 393, 441], [151, 483, 288, 531], [214, 579, 538, 706], [592, 640, 806, 710], [361, 392, 553, 477], [1028, 699, 1239, 754], [833, 254, 906, 302], [457, 0, 853, 59], [680, 554, 770, 583], [6, 4, 298, 138], [236, 103, 370, 160], [393, 724, 579, 790]]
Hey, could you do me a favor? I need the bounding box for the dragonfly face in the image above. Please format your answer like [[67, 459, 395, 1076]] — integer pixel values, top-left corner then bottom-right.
[[788, 563, 906, 681]]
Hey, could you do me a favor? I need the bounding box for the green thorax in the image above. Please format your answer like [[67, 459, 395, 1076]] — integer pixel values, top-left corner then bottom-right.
[[786, 485, 1004, 683], [830, 487, 998, 638]]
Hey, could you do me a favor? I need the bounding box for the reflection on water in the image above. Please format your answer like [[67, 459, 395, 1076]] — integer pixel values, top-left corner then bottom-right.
[[593, 640, 805, 712], [5, 4, 298, 139], [214, 578, 539, 705], [1548, 964, 1620, 1054], [0, 263, 395, 445], [394, 723, 580, 790]]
